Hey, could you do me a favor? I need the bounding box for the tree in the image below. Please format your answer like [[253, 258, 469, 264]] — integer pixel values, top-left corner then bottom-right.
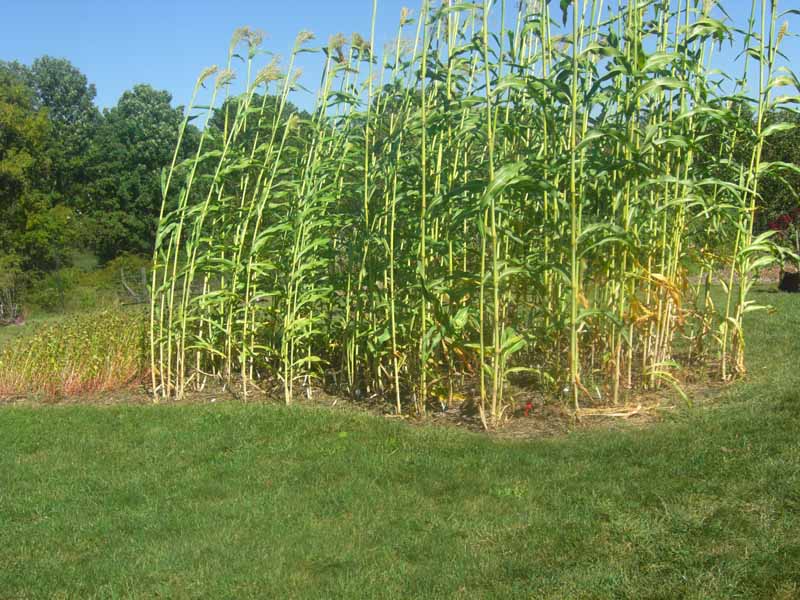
[[0, 64, 73, 271], [208, 93, 309, 140], [3, 57, 100, 204], [758, 108, 800, 230], [697, 103, 800, 233], [86, 84, 197, 261]]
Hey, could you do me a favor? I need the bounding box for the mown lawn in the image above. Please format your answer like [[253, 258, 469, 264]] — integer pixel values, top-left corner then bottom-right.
[[1, 289, 798, 599]]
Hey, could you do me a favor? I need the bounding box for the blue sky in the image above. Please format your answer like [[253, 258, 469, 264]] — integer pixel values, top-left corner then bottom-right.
[[1, 0, 798, 112]]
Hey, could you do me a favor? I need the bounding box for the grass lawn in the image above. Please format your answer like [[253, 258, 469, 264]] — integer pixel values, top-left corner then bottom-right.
[[1, 288, 799, 599]]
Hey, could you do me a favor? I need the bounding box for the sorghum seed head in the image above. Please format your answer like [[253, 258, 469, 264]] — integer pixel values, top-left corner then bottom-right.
[[197, 65, 219, 87], [296, 30, 315, 46], [230, 26, 251, 54], [329, 33, 347, 51], [248, 28, 265, 49], [215, 68, 236, 89], [255, 57, 282, 86], [778, 21, 789, 46]]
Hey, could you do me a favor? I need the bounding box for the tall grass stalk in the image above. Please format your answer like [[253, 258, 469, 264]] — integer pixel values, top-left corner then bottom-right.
[[151, 0, 798, 425]]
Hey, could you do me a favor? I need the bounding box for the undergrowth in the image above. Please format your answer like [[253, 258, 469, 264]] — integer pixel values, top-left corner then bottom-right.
[[0, 308, 147, 398]]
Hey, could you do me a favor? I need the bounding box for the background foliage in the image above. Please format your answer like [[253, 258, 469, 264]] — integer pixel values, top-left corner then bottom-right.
[[0, 58, 195, 277], [0, 57, 310, 295]]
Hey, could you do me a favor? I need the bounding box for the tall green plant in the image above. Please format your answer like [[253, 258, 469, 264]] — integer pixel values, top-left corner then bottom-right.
[[151, 0, 798, 426]]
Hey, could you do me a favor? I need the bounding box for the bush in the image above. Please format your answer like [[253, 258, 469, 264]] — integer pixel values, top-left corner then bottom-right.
[[21, 253, 151, 314], [767, 209, 800, 270]]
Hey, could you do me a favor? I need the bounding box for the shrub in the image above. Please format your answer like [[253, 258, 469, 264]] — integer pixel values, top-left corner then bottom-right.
[[21, 253, 151, 314], [768, 209, 800, 270]]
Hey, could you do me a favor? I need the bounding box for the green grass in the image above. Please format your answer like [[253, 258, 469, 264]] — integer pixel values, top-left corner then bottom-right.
[[1, 290, 799, 599]]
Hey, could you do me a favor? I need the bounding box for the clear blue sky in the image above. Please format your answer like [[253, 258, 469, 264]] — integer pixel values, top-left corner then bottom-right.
[[1, 0, 798, 112]]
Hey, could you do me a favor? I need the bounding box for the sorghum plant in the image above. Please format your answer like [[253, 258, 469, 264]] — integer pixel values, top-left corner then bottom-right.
[[151, 0, 799, 427]]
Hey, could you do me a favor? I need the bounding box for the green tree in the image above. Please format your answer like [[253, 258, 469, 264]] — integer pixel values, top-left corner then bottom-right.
[[86, 84, 197, 261], [0, 65, 73, 270], [2, 57, 101, 205], [29, 57, 100, 202], [758, 108, 800, 230], [208, 93, 309, 139]]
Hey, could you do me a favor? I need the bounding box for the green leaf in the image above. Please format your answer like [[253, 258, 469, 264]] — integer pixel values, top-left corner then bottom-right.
[[642, 52, 678, 73], [560, 0, 570, 26], [760, 122, 797, 140]]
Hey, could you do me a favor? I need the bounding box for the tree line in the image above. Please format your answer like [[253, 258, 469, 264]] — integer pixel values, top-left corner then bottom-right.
[[0, 57, 200, 272], [0, 55, 308, 287]]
